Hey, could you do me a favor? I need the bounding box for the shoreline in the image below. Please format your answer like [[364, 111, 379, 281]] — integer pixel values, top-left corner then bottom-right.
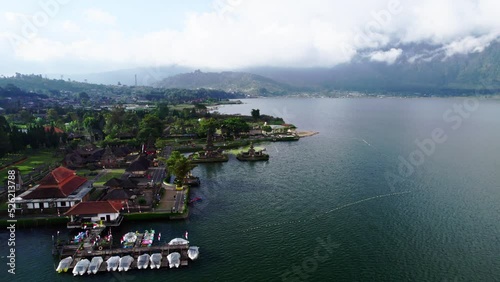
[[296, 131, 319, 137]]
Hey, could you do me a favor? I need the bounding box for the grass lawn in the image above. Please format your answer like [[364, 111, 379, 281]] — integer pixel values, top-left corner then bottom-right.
[[12, 150, 61, 174], [170, 104, 195, 111], [0, 149, 62, 183], [93, 168, 126, 186]]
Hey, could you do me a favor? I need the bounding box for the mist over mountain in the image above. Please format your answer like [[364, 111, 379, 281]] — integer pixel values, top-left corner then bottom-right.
[[150, 41, 499, 96], [40, 40, 500, 96], [244, 41, 500, 93], [57, 65, 193, 86], [154, 70, 301, 96]]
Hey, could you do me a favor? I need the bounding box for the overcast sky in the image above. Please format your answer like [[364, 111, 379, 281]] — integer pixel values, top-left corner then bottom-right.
[[0, 0, 498, 76]]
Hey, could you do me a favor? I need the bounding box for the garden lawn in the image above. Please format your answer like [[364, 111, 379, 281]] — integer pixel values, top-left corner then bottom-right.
[[0, 150, 62, 184], [93, 168, 126, 186]]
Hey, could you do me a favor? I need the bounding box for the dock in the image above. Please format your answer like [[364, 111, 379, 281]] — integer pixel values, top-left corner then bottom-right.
[[55, 228, 195, 274], [60, 244, 191, 274]]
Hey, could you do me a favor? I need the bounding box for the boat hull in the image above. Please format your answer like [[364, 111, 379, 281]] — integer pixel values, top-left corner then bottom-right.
[[137, 254, 150, 269], [188, 246, 200, 260], [166, 252, 181, 269], [106, 256, 120, 272], [56, 257, 73, 273], [150, 253, 162, 269], [118, 256, 134, 272], [87, 257, 103, 275], [72, 259, 90, 276]]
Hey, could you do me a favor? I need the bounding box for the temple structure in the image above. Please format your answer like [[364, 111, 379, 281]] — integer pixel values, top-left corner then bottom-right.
[[236, 143, 269, 161], [188, 132, 228, 163]]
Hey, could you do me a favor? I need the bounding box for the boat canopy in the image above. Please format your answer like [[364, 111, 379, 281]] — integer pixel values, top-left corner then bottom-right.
[[168, 238, 189, 245]]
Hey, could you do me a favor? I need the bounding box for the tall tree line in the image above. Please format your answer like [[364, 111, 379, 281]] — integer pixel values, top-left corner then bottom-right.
[[0, 115, 65, 157]]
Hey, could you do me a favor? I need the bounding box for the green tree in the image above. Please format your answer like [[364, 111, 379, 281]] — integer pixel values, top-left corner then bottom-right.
[[47, 108, 59, 123], [0, 116, 12, 156], [19, 110, 34, 124], [198, 118, 219, 137], [78, 92, 90, 105], [251, 109, 260, 119], [154, 102, 169, 120], [166, 151, 196, 187], [262, 125, 272, 133], [222, 117, 250, 137], [138, 114, 164, 141], [194, 103, 207, 114]]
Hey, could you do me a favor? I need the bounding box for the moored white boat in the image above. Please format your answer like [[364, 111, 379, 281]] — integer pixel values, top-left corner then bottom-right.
[[168, 238, 189, 245], [188, 246, 200, 260], [137, 253, 150, 269], [150, 253, 162, 269], [121, 232, 138, 248], [87, 256, 103, 274], [56, 256, 73, 273], [106, 256, 120, 271], [166, 252, 181, 268], [118, 255, 134, 272], [72, 259, 90, 276]]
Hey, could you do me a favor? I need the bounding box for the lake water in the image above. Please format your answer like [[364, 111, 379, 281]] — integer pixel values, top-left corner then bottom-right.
[[2, 98, 500, 281]]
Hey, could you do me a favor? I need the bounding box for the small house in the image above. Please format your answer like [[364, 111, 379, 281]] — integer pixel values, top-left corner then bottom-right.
[[65, 200, 124, 229]]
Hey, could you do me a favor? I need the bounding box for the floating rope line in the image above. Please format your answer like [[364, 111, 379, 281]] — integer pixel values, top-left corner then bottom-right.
[[242, 190, 413, 232]]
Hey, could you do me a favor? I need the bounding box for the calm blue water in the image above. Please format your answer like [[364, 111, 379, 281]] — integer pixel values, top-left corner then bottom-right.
[[1, 98, 500, 282]]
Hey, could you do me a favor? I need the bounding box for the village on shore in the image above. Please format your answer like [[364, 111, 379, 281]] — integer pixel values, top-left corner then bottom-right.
[[0, 76, 322, 274], [0, 89, 318, 274]]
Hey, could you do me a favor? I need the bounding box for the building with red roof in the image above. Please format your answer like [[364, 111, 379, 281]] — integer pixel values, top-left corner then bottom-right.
[[65, 200, 124, 228], [16, 166, 93, 214], [43, 126, 64, 134]]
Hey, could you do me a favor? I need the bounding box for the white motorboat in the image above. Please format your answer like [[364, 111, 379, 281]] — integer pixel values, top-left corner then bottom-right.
[[168, 238, 189, 245], [72, 259, 90, 276], [56, 256, 73, 273], [87, 256, 103, 274], [137, 254, 150, 269], [188, 246, 200, 260], [118, 255, 134, 272], [166, 252, 181, 268], [150, 253, 162, 269], [106, 256, 120, 271]]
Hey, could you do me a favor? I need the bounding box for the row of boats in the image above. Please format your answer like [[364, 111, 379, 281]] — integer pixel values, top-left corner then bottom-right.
[[57, 246, 199, 275], [121, 229, 157, 248], [56, 237, 199, 275]]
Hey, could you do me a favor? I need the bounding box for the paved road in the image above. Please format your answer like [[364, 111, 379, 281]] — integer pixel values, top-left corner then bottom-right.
[[149, 167, 166, 184], [173, 190, 185, 212], [156, 184, 186, 213]]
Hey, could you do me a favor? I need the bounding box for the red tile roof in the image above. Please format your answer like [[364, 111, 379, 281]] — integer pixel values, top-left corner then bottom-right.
[[64, 201, 124, 216], [23, 167, 87, 199], [44, 126, 64, 134]]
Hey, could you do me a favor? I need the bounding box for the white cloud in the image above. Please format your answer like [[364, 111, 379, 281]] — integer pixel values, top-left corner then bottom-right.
[[443, 33, 499, 57], [369, 48, 403, 64], [83, 8, 116, 25], [0, 0, 499, 74], [62, 20, 80, 33]]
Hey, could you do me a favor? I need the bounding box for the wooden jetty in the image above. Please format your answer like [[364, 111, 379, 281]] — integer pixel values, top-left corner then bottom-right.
[[60, 244, 191, 274], [55, 229, 194, 274]]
